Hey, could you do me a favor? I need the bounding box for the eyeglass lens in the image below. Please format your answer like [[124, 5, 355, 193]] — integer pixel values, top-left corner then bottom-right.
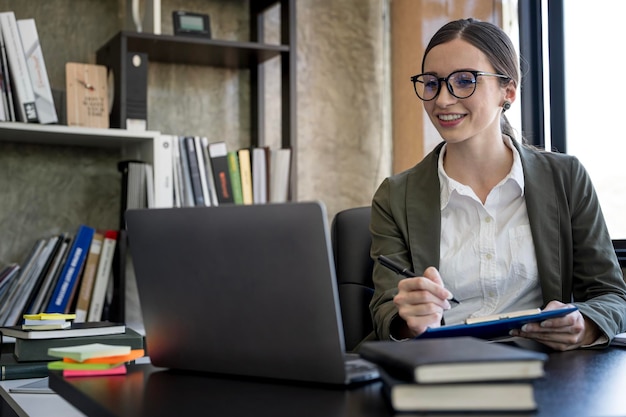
[[414, 71, 477, 101]]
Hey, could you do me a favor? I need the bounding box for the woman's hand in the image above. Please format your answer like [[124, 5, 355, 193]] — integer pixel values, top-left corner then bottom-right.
[[510, 300, 601, 350], [392, 266, 453, 338]]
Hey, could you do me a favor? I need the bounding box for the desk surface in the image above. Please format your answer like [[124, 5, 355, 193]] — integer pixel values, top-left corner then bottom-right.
[[49, 346, 626, 417]]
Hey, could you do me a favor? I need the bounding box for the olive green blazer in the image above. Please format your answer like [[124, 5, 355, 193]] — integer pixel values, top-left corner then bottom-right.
[[369, 140, 626, 346]]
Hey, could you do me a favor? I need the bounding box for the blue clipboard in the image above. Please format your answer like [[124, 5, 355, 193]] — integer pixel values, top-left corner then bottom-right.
[[417, 306, 579, 340]]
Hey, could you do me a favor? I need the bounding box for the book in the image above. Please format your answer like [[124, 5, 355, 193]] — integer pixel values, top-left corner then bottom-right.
[[10, 236, 63, 324], [17, 18, 58, 124], [145, 163, 155, 208], [0, 73, 5, 120], [418, 307, 578, 340], [237, 148, 253, 205], [0, 238, 47, 326], [12, 327, 143, 362], [74, 231, 104, 323], [208, 141, 234, 204], [1, 361, 49, 380], [1, 321, 125, 340], [26, 234, 71, 316], [269, 148, 291, 203], [0, 28, 15, 122], [252, 147, 269, 204], [132, 161, 150, 209], [118, 160, 150, 225], [153, 135, 174, 208], [176, 136, 195, 207], [183, 136, 206, 206], [0, 12, 38, 122], [101, 229, 126, 323], [45, 225, 95, 314], [47, 343, 131, 362], [171, 135, 185, 207], [0, 264, 20, 299], [87, 231, 118, 322], [359, 337, 546, 384], [227, 150, 244, 204], [20, 235, 65, 317], [378, 367, 537, 412], [193, 136, 211, 206], [200, 137, 219, 206]]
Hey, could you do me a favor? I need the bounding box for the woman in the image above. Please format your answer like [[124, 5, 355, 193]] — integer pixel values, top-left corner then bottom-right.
[[370, 18, 626, 350]]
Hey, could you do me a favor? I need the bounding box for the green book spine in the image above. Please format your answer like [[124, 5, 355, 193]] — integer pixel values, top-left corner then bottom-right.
[[227, 151, 244, 204]]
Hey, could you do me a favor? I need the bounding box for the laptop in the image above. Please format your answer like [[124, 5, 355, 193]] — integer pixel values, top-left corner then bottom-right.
[[125, 201, 379, 385]]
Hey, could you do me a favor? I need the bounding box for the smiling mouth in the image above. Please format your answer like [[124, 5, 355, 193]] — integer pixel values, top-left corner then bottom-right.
[[438, 114, 464, 121]]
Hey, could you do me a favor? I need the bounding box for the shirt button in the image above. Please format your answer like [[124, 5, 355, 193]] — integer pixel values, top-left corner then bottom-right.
[[485, 217, 492, 223], [486, 253, 493, 260]]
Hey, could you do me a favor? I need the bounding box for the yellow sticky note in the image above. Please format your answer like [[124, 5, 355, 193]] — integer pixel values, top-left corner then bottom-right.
[[23, 313, 77, 321]]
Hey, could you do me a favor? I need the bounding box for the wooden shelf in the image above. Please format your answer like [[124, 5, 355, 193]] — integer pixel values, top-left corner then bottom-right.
[[105, 31, 288, 68], [0, 122, 159, 148]]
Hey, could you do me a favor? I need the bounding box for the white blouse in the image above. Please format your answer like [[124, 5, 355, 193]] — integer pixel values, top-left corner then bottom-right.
[[437, 137, 543, 325]]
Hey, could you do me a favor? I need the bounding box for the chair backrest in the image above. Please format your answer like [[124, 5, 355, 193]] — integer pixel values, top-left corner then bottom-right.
[[330, 206, 375, 352]]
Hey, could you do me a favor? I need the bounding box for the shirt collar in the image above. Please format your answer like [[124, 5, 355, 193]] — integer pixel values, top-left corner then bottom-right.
[[438, 136, 525, 209]]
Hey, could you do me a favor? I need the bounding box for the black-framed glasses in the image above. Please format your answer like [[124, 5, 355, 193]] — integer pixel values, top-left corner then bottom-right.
[[410, 70, 509, 101]]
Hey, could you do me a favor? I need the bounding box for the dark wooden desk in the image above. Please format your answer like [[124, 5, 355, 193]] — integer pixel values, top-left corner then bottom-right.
[[49, 347, 626, 417]]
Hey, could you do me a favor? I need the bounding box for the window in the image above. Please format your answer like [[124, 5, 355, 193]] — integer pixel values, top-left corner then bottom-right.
[[563, 1, 626, 239]]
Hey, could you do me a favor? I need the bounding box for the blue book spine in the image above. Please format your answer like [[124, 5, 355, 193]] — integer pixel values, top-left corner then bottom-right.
[[45, 225, 95, 313]]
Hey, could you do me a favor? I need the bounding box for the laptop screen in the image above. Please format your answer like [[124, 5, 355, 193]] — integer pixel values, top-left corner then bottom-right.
[[126, 201, 351, 384]]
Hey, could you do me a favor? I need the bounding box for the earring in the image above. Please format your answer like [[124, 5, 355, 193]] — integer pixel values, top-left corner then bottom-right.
[[503, 101, 511, 112]]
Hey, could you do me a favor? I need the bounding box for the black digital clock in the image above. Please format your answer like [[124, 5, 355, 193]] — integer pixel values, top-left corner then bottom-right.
[[172, 11, 211, 38]]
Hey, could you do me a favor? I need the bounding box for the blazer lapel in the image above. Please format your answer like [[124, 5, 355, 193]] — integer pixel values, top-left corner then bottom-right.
[[405, 144, 443, 274], [516, 143, 563, 302]]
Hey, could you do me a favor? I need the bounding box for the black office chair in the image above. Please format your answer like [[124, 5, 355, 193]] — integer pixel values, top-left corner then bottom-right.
[[330, 206, 375, 352]]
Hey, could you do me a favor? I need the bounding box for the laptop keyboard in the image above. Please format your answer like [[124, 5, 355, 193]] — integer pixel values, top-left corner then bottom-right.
[[346, 359, 377, 373], [345, 357, 380, 383]]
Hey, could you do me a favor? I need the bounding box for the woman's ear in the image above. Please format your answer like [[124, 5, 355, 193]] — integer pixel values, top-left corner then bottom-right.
[[503, 80, 516, 106]]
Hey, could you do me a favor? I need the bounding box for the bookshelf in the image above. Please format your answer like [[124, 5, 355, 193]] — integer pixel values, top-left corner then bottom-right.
[[0, 0, 297, 325], [0, 123, 164, 323], [96, 0, 297, 197]]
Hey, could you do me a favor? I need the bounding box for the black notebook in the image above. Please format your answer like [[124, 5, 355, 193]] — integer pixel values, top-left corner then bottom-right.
[[378, 368, 537, 412], [359, 336, 547, 384]]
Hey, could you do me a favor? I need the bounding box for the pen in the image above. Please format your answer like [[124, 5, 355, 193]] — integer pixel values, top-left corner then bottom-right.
[[377, 255, 461, 304]]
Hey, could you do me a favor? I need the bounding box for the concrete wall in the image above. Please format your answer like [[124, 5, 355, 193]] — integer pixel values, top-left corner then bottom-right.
[[0, 1, 389, 265]]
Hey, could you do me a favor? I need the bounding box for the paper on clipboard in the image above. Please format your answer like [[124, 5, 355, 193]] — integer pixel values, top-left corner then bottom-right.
[[417, 306, 578, 340]]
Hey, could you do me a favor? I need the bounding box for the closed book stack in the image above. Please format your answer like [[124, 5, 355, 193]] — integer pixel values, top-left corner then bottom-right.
[[9, 326, 144, 362], [359, 337, 548, 413]]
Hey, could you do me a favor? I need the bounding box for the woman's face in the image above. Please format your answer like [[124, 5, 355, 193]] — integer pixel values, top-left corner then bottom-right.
[[422, 38, 514, 145]]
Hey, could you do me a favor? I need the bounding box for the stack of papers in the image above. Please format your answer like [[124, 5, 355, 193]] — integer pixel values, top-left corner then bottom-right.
[[47, 343, 144, 377]]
